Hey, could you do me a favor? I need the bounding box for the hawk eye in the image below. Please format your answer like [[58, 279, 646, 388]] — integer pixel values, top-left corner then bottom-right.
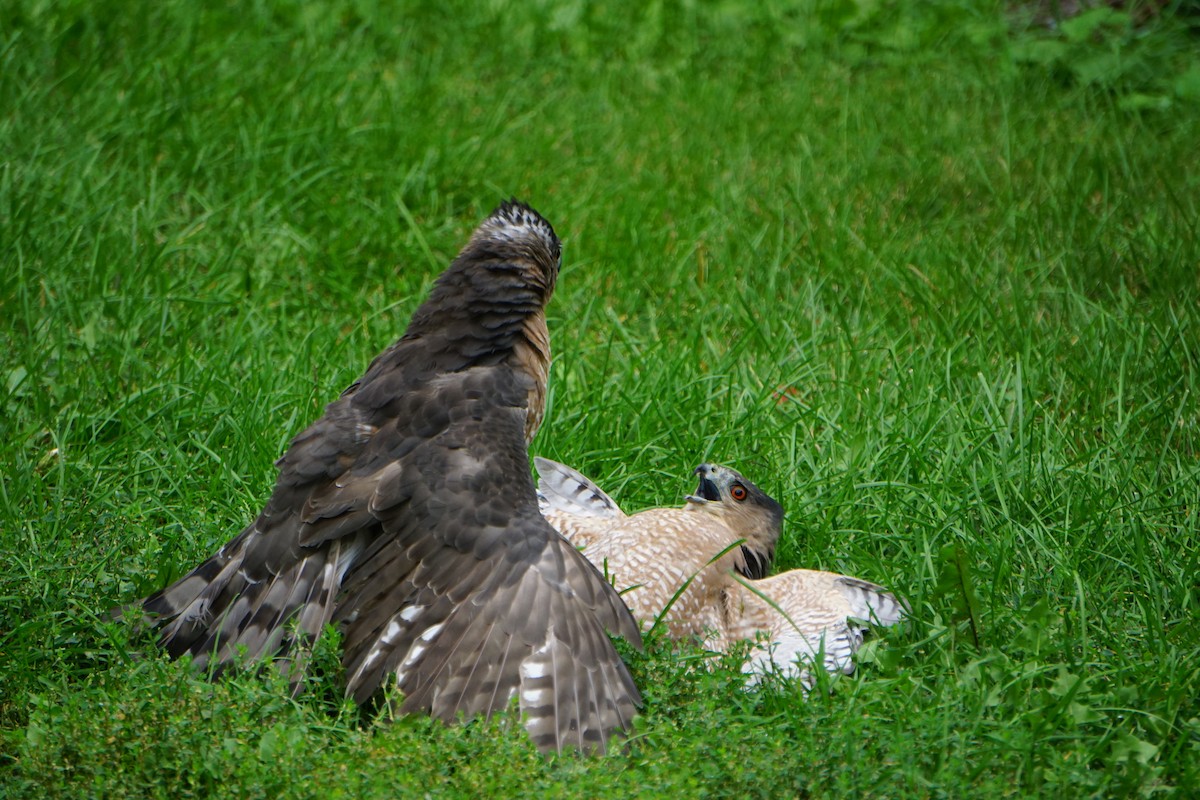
[[730, 483, 748, 501]]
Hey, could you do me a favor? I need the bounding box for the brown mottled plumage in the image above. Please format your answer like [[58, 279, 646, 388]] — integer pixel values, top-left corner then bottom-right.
[[123, 202, 642, 754], [536, 457, 905, 683]]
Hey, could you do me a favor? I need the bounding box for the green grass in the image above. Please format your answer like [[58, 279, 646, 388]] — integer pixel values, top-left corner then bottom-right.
[[3, 0, 1199, 796]]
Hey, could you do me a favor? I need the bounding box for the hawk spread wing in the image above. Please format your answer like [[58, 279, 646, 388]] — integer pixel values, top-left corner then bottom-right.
[[536, 457, 905, 683], [126, 201, 642, 754]]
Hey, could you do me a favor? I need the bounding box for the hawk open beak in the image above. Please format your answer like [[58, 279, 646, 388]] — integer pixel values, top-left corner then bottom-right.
[[687, 464, 722, 503]]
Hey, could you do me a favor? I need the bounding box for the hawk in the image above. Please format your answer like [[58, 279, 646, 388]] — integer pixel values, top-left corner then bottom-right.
[[536, 457, 906, 683], [124, 201, 642, 754]]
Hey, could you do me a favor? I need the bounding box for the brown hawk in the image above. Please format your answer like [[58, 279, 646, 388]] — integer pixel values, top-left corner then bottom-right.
[[536, 457, 906, 683], [124, 201, 642, 754]]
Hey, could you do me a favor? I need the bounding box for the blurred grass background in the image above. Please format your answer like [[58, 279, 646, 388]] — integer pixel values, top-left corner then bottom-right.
[[2, 0, 1198, 796]]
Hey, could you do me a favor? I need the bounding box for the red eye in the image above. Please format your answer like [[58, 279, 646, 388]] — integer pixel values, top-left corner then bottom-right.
[[731, 484, 748, 501]]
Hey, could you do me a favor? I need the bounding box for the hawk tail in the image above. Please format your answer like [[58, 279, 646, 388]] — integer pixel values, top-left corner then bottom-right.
[[335, 538, 642, 755], [835, 576, 909, 627]]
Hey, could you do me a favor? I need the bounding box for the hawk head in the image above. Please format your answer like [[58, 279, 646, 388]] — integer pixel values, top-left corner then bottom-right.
[[687, 463, 783, 579], [405, 199, 562, 338], [460, 198, 562, 299]]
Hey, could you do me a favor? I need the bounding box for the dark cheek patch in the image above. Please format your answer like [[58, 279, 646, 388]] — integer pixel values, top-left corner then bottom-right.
[[739, 545, 769, 580]]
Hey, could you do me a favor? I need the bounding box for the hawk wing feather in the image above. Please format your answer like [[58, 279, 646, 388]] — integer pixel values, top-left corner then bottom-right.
[[535, 457, 625, 520], [332, 367, 640, 753]]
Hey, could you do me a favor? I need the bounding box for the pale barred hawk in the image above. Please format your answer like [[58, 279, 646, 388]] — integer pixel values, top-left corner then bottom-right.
[[536, 457, 906, 683], [124, 202, 642, 754]]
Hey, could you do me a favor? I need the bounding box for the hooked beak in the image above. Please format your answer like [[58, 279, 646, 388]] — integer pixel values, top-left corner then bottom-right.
[[687, 464, 722, 503]]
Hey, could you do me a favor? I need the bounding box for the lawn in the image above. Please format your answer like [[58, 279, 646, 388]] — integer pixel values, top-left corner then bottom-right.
[[2, 0, 1198, 796]]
